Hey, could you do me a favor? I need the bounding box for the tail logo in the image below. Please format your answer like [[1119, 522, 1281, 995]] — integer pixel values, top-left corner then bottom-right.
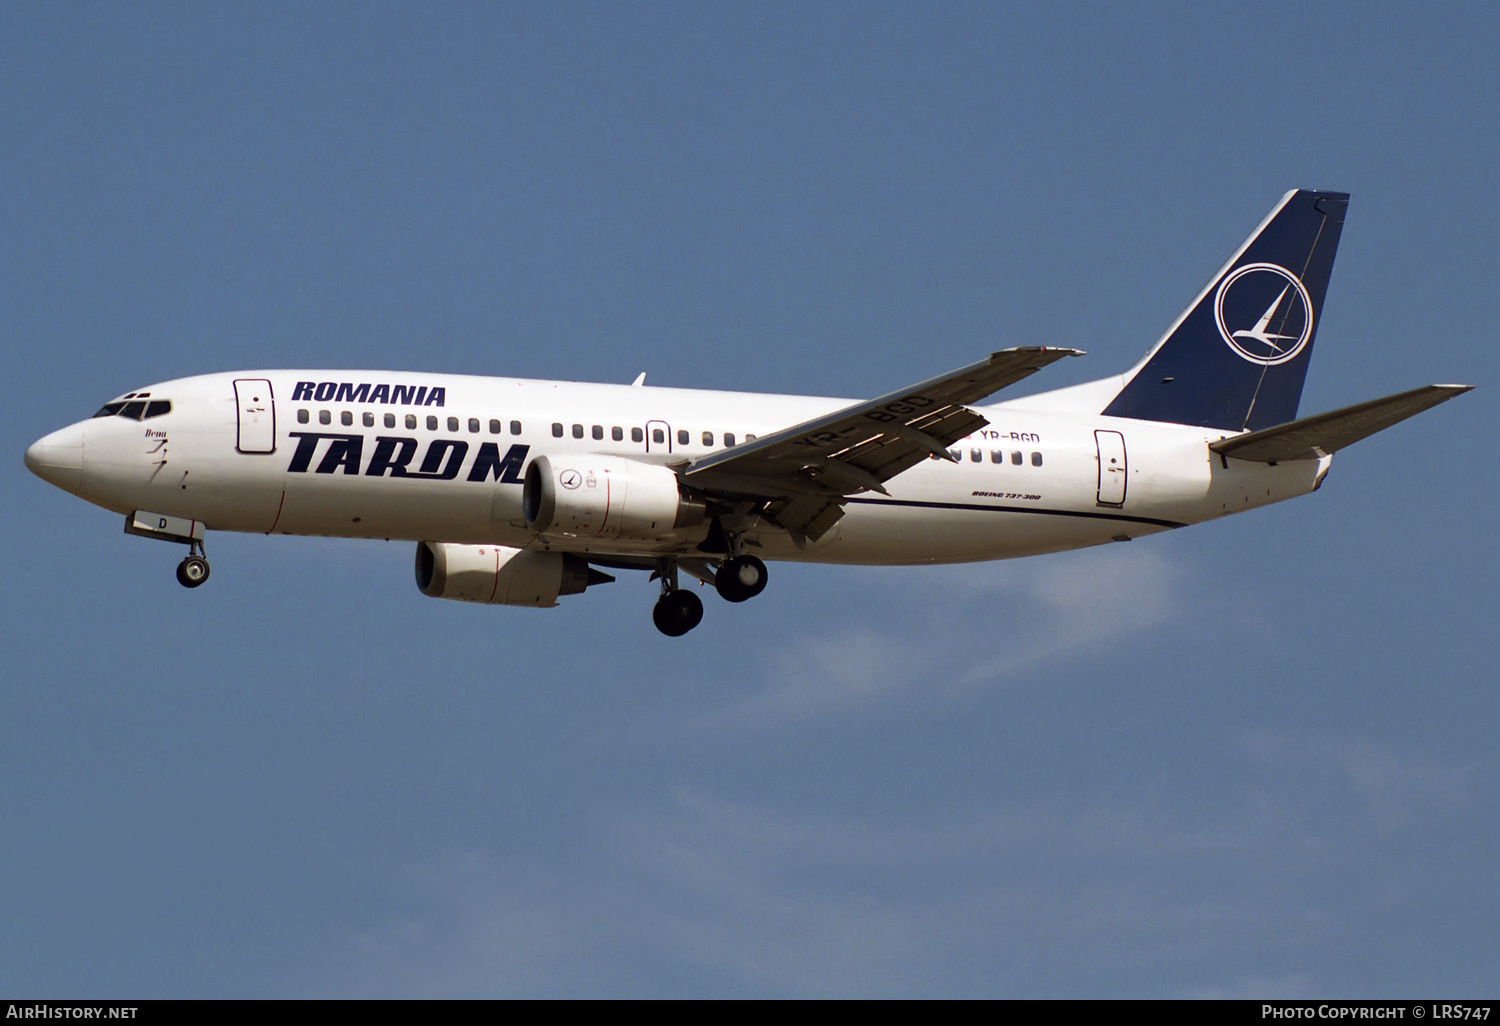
[[1213, 262, 1314, 366]]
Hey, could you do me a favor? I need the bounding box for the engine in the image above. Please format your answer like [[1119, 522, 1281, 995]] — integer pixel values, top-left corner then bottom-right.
[[414, 541, 611, 607], [522, 454, 706, 541]]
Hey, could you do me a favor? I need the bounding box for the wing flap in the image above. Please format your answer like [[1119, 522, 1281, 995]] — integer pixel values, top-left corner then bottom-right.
[[1209, 384, 1472, 463]]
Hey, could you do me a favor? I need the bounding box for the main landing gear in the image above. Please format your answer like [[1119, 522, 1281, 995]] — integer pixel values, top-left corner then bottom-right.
[[650, 552, 770, 636], [176, 539, 210, 589], [714, 555, 767, 603], [652, 561, 703, 637]]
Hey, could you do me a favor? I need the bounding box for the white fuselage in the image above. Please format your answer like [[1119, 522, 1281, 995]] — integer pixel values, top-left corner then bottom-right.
[[29, 369, 1330, 565]]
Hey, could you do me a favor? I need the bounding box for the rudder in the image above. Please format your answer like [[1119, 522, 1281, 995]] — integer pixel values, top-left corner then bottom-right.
[[1103, 189, 1348, 431]]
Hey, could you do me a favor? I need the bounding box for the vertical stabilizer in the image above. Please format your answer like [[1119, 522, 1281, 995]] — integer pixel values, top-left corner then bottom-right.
[[1103, 189, 1348, 431]]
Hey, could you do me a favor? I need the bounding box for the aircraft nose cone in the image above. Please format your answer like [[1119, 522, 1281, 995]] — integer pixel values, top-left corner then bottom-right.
[[25, 424, 85, 493]]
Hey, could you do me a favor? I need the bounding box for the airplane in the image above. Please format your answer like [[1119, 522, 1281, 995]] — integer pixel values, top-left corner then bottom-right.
[[24, 189, 1472, 636]]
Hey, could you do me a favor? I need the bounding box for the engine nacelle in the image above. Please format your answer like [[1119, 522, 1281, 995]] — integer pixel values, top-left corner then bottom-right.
[[414, 541, 607, 607], [522, 454, 706, 540]]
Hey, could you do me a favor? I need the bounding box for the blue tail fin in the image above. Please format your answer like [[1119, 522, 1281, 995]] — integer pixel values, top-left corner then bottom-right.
[[1103, 189, 1348, 431]]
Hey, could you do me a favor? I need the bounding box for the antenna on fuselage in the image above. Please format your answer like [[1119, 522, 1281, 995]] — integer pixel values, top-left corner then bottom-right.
[[631, 372, 646, 387]]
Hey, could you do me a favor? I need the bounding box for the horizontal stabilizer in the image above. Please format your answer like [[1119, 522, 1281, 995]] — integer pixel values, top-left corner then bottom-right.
[[1209, 384, 1473, 463]]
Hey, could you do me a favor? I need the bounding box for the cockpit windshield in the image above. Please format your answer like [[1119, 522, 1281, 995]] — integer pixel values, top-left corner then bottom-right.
[[94, 394, 171, 420]]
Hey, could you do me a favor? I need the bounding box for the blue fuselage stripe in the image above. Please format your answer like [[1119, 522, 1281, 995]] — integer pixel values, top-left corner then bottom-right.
[[844, 496, 1187, 529]]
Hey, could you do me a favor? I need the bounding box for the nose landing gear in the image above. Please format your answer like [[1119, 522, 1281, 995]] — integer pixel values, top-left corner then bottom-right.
[[176, 540, 210, 589]]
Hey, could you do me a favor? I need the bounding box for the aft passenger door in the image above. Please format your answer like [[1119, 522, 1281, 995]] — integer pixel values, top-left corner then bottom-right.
[[1095, 429, 1126, 507], [234, 379, 276, 454]]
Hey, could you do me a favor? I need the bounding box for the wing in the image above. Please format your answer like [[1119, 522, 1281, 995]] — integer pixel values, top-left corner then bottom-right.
[[1209, 384, 1472, 463], [683, 347, 1083, 540]]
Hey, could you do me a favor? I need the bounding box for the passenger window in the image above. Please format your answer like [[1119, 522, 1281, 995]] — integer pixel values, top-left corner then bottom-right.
[[552, 423, 564, 437], [724, 433, 736, 446], [702, 431, 714, 446], [611, 426, 623, 441], [678, 429, 689, 445], [144, 401, 171, 419], [631, 427, 644, 443], [510, 421, 522, 435], [1032, 452, 1043, 467], [593, 425, 604, 440], [385, 413, 396, 428], [427, 415, 438, 431], [746, 434, 756, 442], [362, 412, 374, 427], [405, 414, 417, 429], [341, 411, 353, 426], [990, 450, 1002, 463], [469, 418, 480, 433], [447, 416, 459, 432], [1011, 451, 1023, 465], [572, 424, 584, 439], [489, 419, 501, 434], [319, 410, 331, 425], [970, 448, 982, 462], [652, 428, 665, 443], [297, 409, 309, 424], [948, 450, 961, 461]]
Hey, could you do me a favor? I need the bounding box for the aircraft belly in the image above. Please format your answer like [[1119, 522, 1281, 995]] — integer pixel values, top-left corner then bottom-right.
[[822, 500, 1130, 565], [184, 452, 285, 532]]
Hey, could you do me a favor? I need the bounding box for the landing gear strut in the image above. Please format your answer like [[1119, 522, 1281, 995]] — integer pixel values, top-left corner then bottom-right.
[[176, 539, 210, 589], [715, 554, 767, 603], [652, 560, 703, 636]]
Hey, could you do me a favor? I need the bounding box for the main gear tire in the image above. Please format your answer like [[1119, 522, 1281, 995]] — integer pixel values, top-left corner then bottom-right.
[[714, 555, 767, 603], [653, 589, 704, 636]]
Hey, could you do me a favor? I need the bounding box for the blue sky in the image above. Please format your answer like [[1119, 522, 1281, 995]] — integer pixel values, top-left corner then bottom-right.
[[3, 2, 1496, 997]]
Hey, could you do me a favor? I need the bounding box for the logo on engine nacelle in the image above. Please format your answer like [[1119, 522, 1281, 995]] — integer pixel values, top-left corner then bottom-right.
[[559, 469, 582, 489]]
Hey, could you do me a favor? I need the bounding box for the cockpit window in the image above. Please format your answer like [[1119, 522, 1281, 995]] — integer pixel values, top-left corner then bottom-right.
[[94, 399, 172, 420]]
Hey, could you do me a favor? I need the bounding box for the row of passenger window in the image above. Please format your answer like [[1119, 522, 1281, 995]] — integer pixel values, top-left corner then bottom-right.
[[293, 410, 759, 449], [297, 409, 523, 434], [550, 423, 756, 447], [948, 448, 1044, 467]]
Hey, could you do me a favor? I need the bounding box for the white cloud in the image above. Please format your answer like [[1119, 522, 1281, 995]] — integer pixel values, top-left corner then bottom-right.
[[1240, 728, 1469, 830], [309, 734, 1472, 998], [301, 548, 1479, 997], [690, 544, 1185, 730]]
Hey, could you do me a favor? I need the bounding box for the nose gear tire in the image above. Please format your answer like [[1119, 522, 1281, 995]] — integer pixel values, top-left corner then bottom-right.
[[176, 556, 211, 588]]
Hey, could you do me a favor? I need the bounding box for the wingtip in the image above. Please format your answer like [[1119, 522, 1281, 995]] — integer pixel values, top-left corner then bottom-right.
[[989, 346, 1086, 360]]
